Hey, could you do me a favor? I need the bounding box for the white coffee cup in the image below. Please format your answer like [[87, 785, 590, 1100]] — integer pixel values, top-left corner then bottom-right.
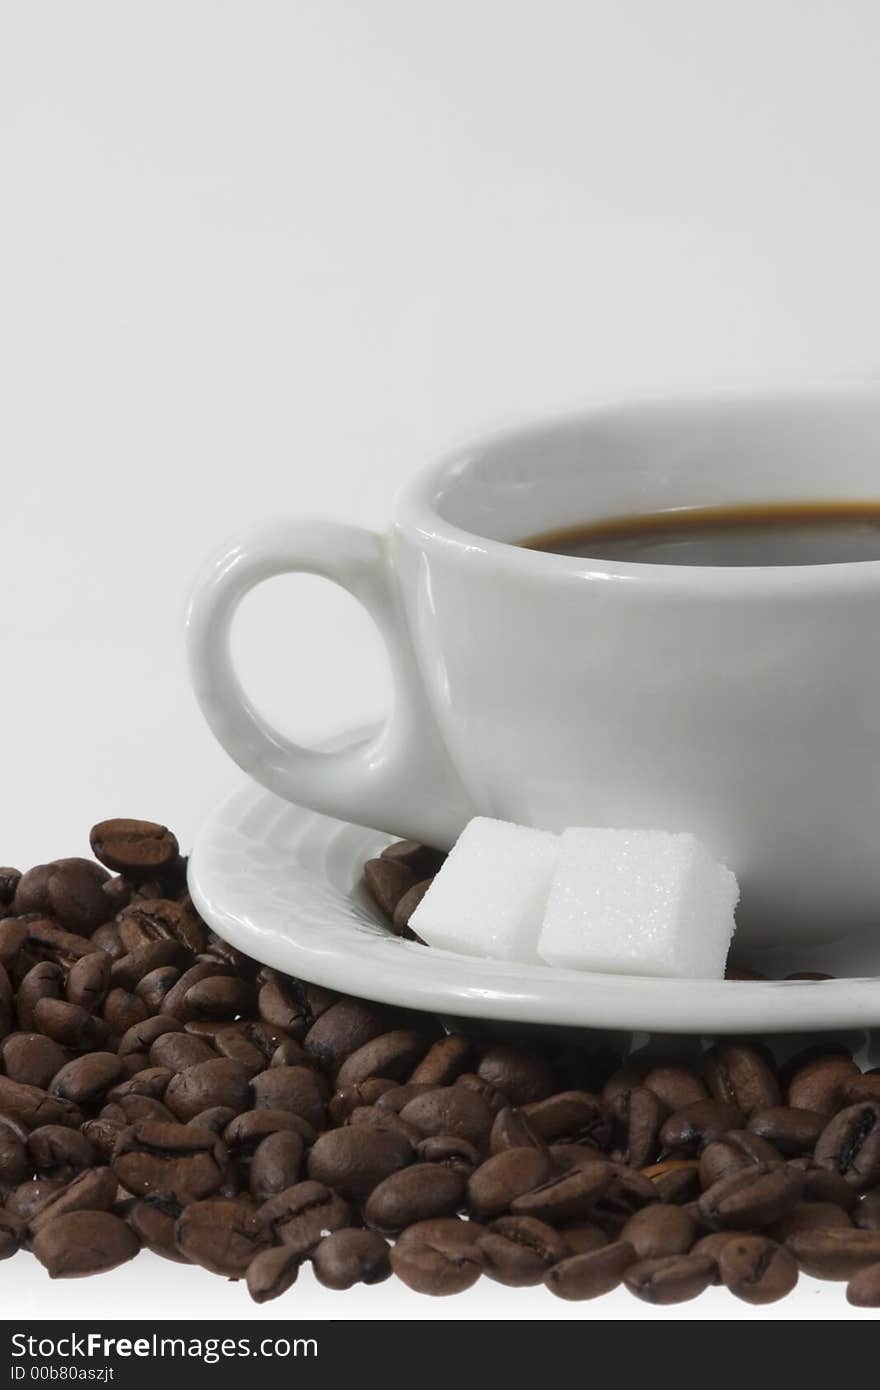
[[187, 387, 880, 947]]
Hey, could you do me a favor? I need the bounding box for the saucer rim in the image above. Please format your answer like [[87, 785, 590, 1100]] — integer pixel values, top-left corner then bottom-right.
[[189, 766, 880, 1035]]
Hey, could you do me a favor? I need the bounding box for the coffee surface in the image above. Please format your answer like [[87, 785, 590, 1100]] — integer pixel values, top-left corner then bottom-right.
[[522, 501, 880, 565]]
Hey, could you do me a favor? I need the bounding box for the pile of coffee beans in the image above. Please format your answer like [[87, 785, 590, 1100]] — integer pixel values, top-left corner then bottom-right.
[[0, 822, 878, 1308]]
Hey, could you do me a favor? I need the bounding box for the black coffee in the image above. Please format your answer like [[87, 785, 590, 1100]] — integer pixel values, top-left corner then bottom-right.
[[521, 501, 880, 566]]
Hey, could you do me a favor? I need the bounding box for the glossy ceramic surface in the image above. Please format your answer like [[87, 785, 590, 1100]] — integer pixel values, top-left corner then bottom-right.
[[189, 773, 880, 1034], [188, 388, 880, 947]]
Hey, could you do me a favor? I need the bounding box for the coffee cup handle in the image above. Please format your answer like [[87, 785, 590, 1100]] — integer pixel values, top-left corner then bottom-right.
[[186, 520, 474, 849]]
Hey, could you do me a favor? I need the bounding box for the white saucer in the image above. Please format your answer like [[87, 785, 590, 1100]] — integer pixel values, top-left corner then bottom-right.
[[189, 774, 880, 1036]]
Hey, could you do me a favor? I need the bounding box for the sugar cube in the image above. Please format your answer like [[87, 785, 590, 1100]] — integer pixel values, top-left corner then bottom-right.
[[409, 816, 558, 962], [538, 828, 738, 979]]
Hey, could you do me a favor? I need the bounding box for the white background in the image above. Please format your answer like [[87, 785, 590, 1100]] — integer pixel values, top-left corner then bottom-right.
[[2, 0, 880, 1320]]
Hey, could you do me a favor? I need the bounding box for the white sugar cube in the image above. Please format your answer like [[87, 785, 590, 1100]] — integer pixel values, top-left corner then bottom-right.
[[538, 828, 738, 979], [409, 816, 558, 962]]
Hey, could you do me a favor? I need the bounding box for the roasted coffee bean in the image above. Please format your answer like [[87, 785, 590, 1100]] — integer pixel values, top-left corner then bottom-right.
[[790, 1160, 860, 1209], [0, 919, 28, 968], [477, 1046, 556, 1107], [19, 920, 97, 969], [787, 1054, 859, 1116], [257, 976, 312, 1038], [14, 862, 111, 933], [65, 953, 112, 1012], [400, 1087, 494, 1149], [34, 998, 107, 1051], [111, 941, 185, 992], [561, 1223, 609, 1255], [625, 1252, 715, 1304], [392, 881, 433, 936], [248, 1131, 304, 1202], [642, 1065, 707, 1112], [1, 1033, 68, 1090], [523, 1090, 611, 1148], [302, 996, 390, 1072], [33, 1209, 139, 1277], [610, 1086, 666, 1168], [258, 1181, 350, 1254], [0, 1076, 80, 1131], [114, 1095, 175, 1125], [544, 1240, 636, 1300], [28, 1167, 117, 1233], [346, 1104, 421, 1146], [6, 1178, 66, 1221], [593, 1166, 662, 1225], [691, 1231, 740, 1282], [511, 1161, 613, 1224], [374, 1083, 432, 1113], [415, 1135, 480, 1174], [108, 1069, 173, 1102], [184, 976, 257, 1021], [379, 840, 446, 879], [467, 1147, 554, 1219], [0, 1209, 26, 1260], [455, 1073, 508, 1115], [112, 1121, 227, 1203], [474, 1215, 565, 1286], [846, 1261, 880, 1306], [50, 1053, 123, 1106], [89, 922, 125, 960], [81, 1118, 125, 1160], [747, 1106, 826, 1156], [101, 988, 147, 1037], [719, 1235, 799, 1303], [190, 1107, 237, 1136], [489, 1106, 544, 1154], [390, 1218, 483, 1295], [845, 1073, 880, 1104], [149, 1032, 217, 1072], [698, 1132, 781, 1189], [328, 1081, 396, 1124], [620, 1203, 696, 1259], [118, 900, 206, 961], [703, 1044, 781, 1114], [127, 1199, 189, 1263], [649, 1163, 701, 1204], [0, 1120, 30, 1186], [175, 1198, 267, 1274], [335, 1030, 428, 1087], [90, 820, 179, 877], [0, 869, 22, 908], [165, 1059, 252, 1122], [363, 858, 416, 919], [770, 1202, 852, 1242], [313, 1228, 391, 1290], [410, 1034, 472, 1087], [365, 1163, 466, 1232], [224, 1109, 316, 1152], [698, 1163, 803, 1230], [814, 1102, 880, 1190], [307, 1126, 412, 1201], [118, 1015, 183, 1058], [854, 1190, 880, 1230], [659, 1101, 745, 1155], [786, 1227, 880, 1278], [245, 1243, 301, 1302], [136, 967, 181, 1014], [249, 1066, 327, 1129], [186, 1022, 265, 1074], [16, 962, 64, 1032], [28, 1126, 95, 1180]]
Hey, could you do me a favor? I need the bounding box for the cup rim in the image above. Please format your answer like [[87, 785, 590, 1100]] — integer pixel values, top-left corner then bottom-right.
[[393, 382, 880, 593]]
